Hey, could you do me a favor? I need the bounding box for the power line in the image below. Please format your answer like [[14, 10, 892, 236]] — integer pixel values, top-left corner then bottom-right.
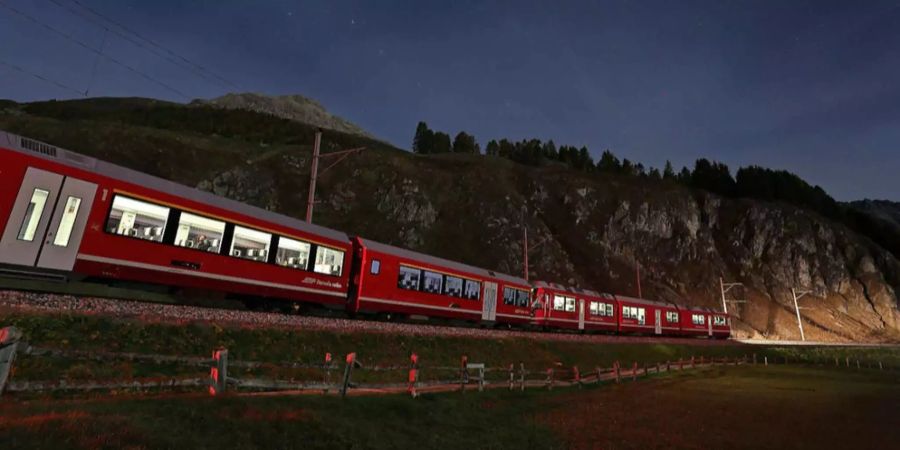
[[0, 0, 190, 99], [0, 59, 86, 96], [46, 0, 239, 90], [64, 0, 240, 90]]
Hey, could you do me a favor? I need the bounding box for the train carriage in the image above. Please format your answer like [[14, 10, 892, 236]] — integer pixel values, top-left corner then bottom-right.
[[350, 237, 532, 324], [532, 282, 617, 332], [615, 295, 682, 336], [0, 131, 352, 307], [678, 306, 730, 338]]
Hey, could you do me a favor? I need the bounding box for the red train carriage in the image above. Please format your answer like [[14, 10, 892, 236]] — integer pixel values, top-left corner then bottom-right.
[[350, 237, 532, 324], [615, 295, 682, 336], [0, 131, 352, 307], [532, 282, 616, 332], [677, 306, 730, 338]]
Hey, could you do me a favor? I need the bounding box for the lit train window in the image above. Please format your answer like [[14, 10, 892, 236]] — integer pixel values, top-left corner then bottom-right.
[[106, 195, 170, 243], [503, 287, 516, 305], [444, 275, 463, 297], [637, 307, 646, 325], [277, 236, 311, 270], [398, 265, 420, 290], [666, 311, 679, 323], [174, 212, 225, 253], [565, 297, 576, 312], [590, 301, 599, 315], [713, 316, 726, 326], [51, 196, 82, 247], [231, 226, 271, 262], [515, 289, 529, 307], [314, 246, 345, 276], [421, 270, 443, 294], [17, 188, 50, 242], [553, 295, 566, 311], [692, 314, 705, 325], [463, 279, 480, 301], [369, 259, 380, 275]]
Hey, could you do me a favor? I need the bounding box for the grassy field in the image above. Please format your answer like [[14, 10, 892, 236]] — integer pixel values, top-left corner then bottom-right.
[[2, 365, 897, 449]]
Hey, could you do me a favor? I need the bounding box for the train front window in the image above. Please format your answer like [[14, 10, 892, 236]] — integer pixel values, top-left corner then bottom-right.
[[16, 188, 50, 242], [51, 196, 82, 247], [174, 212, 225, 253], [444, 275, 463, 297], [314, 246, 345, 276], [276, 236, 311, 269], [106, 195, 170, 243], [398, 265, 420, 290], [231, 226, 271, 262]]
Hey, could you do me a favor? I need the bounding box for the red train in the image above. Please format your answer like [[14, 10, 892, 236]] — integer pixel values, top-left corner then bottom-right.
[[0, 131, 730, 339]]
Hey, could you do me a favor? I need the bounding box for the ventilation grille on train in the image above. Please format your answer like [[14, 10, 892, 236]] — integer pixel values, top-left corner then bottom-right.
[[20, 137, 59, 158]]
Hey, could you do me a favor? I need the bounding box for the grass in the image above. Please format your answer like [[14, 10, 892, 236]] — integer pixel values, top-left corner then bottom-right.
[[2, 364, 897, 449]]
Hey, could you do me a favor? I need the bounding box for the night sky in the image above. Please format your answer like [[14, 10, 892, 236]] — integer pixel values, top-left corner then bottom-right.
[[1, 0, 898, 201]]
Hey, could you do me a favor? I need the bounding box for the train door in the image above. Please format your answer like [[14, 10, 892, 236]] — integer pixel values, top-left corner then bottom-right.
[[654, 309, 662, 335], [707, 315, 713, 337], [577, 299, 585, 330], [0, 167, 97, 272], [482, 281, 498, 321]]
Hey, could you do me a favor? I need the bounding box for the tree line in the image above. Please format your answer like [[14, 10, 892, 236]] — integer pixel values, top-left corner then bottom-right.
[[411, 121, 900, 260]]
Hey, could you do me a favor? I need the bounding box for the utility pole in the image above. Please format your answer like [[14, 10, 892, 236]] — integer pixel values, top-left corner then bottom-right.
[[719, 278, 746, 314], [305, 130, 322, 223], [635, 261, 642, 298], [791, 288, 812, 341], [304, 129, 365, 224]]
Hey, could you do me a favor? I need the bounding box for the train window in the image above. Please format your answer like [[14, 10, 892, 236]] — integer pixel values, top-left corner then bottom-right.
[[398, 265, 421, 290], [713, 316, 726, 326], [314, 246, 345, 276], [503, 287, 516, 305], [369, 259, 380, 275], [637, 307, 646, 325], [692, 314, 705, 325], [463, 279, 481, 301], [106, 195, 170, 243], [51, 196, 82, 247], [606, 303, 614, 317], [276, 236, 311, 270], [553, 295, 566, 311], [589, 301, 599, 315], [421, 270, 443, 294], [516, 289, 529, 307], [622, 306, 630, 319], [174, 212, 225, 253], [16, 188, 50, 242], [565, 297, 576, 312], [231, 226, 271, 262], [444, 275, 463, 297], [666, 311, 679, 323]]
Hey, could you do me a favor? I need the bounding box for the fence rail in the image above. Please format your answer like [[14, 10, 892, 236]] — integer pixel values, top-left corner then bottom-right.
[[0, 326, 894, 398]]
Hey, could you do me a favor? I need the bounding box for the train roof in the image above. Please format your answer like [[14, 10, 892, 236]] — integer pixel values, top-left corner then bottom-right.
[[532, 280, 607, 299], [615, 294, 677, 308], [1, 131, 350, 243], [357, 238, 530, 286]]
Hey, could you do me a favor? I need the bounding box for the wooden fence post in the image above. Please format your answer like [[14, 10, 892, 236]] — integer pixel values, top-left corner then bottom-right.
[[519, 362, 526, 391], [753, 353, 757, 365], [0, 327, 23, 397], [666, 360, 671, 372], [323, 352, 332, 394], [596, 366, 602, 384], [615, 361, 621, 383], [764, 356, 768, 366], [631, 362, 637, 382], [573, 366, 581, 388], [408, 353, 419, 398], [341, 352, 360, 398], [209, 348, 228, 396], [546, 367, 554, 390], [460, 355, 469, 393]]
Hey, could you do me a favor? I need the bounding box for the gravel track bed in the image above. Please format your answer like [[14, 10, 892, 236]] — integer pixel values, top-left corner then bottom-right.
[[0, 290, 736, 346]]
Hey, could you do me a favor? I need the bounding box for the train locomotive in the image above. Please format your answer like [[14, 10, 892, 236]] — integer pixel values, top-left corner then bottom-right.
[[0, 130, 730, 339]]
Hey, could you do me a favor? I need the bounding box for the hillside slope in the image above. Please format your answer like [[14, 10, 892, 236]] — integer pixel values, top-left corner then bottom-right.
[[191, 92, 377, 139], [0, 98, 897, 342]]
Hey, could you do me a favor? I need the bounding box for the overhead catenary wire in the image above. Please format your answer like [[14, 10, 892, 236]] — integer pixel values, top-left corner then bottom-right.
[[0, 0, 190, 99], [46, 0, 239, 90], [0, 58, 86, 96]]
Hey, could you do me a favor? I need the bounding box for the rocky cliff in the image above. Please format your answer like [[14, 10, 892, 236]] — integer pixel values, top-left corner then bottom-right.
[[1, 98, 897, 342]]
